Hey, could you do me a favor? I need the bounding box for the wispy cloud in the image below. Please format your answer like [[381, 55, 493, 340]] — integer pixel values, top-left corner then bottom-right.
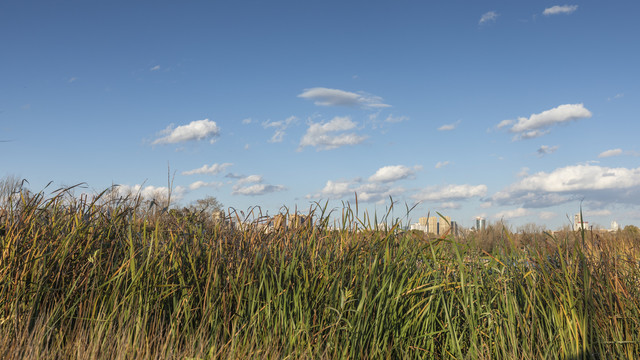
[[435, 161, 450, 169], [438, 120, 460, 131], [68, 77, 77, 83], [262, 116, 298, 143], [298, 87, 390, 109], [385, 114, 408, 123], [182, 163, 232, 176], [500, 104, 592, 140], [493, 208, 530, 219], [189, 181, 223, 191], [368, 165, 421, 183], [152, 119, 220, 145], [543, 5, 578, 16], [298, 116, 367, 151], [479, 11, 498, 25], [537, 145, 559, 157], [598, 149, 623, 158], [242, 118, 252, 125], [150, 65, 161, 71]]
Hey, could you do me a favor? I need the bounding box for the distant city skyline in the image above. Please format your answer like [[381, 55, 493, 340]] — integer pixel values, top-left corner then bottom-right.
[[1, 1, 639, 230]]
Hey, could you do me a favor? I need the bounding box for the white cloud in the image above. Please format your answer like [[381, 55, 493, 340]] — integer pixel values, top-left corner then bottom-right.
[[492, 164, 640, 208], [317, 180, 354, 199], [494, 208, 530, 219], [413, 184, 488, 202], [598, 149, 623, 158], [385, 114, 408, 123], [308, 179, 405, 203], [114, 184, 186, 202], [502, 104, 592, 140], [438, 120, 460, 131], [543, 5, 578, 16], [298, 116, 367, 151], [68, 77, 77, 83], [153, 119, 220, 145], [232, 184, 285, 196], [237, 175, 263, 185], [189, 181, 223, 191], [517, 167, 530, 178], [440, 202, 461, 210], [150, 65, 161, 71], [539, 211, 556, 220], [262, 116, 297, 143], [479, 11, 498, 25], [368, 165, 420, 183], [435, 161, 450, 169], [496, 119, 514, 129], [182, 163, 232, 176], [298, 87, 390, 109], [537, 145, 559, 157], [242, 118, 252, 125]]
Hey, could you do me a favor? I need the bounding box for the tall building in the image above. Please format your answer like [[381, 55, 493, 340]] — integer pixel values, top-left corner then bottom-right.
[[574, 214, 589, 231], [475, 217, 486, 231], [439, 215, 451, 235], [427, 216, 439, 235]]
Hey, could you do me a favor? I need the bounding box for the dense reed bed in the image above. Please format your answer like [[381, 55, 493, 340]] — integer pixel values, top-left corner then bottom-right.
[[1, 187, 639, 359]]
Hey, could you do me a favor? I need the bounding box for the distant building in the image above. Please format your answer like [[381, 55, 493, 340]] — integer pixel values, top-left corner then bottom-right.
[[413, 215, 454, 236], [610, 220, 619, 232], [475, 217, 486, 231], [439, 215, 451, 235], [574, 214, 589, 231]]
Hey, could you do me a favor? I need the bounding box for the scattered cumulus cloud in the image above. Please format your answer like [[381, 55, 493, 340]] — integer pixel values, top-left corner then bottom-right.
[[230, 175, 285, 196], [501, 104, 592, 140], [438, 120, 460, 131], [298, 87, 390, 109], [298, 116, 367, 151], [598, 149, 623, 158], [543, 5, 578, 16], [262, 116, 298, 143], [152, 119, 220, 145], [182, 163, 232, 176], [492, 164, 640, 208], [237, 175, 263, 185], [479, 11, 498, 25], [368, 165, 420, 183], [308, 178, 405, 203], [413, 184, 488, 202], [537, 145, 559, 157], [435, 161, 450, 169], [189, 181, 223, 191], [232, 184, 285, 196]]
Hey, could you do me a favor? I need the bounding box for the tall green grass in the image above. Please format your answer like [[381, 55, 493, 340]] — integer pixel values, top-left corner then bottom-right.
[[1, 187, 639, 359]]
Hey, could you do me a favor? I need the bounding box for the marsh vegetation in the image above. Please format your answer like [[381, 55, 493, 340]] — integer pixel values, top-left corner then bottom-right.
[[1, 183, 639, 359]]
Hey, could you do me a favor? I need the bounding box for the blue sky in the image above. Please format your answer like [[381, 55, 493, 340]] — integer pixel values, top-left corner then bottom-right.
[[1, 1, 639, 229]]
